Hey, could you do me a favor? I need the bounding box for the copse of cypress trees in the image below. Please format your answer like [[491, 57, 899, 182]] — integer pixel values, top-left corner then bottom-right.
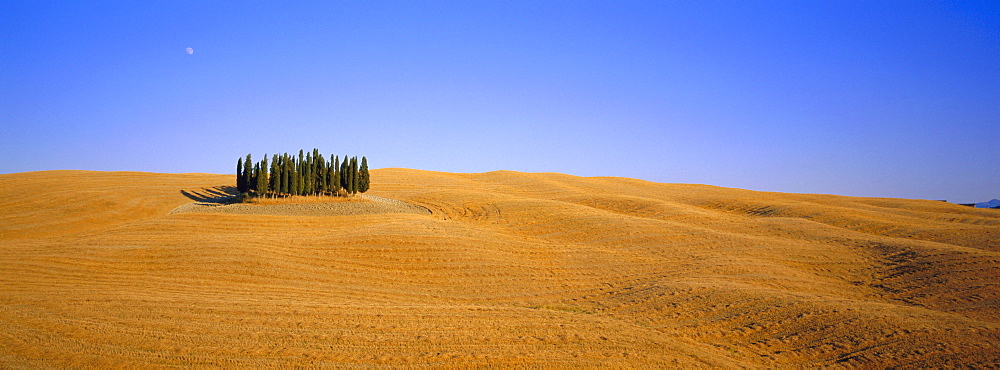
[[235, 150, 369, 199]]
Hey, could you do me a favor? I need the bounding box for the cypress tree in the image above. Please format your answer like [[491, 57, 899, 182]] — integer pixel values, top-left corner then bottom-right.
[[282, 154, 291, 194], [290, 155, 300, 196], [303, 152, 313, 195], [312, 148, 321, 193], [282, 154, 289, 195], [312, 152, 318, 194], [316, 154, 327, 194], [243, 154, 253, 194], [254, 162, 265, 195], [359, 156, 370, 193], [271, 154, 280, 197], [259, 155, 269, 195], [286, 155, 292, 195], [323, 155, 330, 194], [236, 157, 245, 192], [276, 155, 283, 195], [324, 154, 331, 193], [340, 154, 350, 191], [250, 162, 259, 193], [298, 157, 304, 196], [297, 150, 305, 195], [332, 155, 341, 194], [344, 160, 352, 195], [312, 152, 319, 194], [294, 154, 299, 195], [299, 157, 307, 195], [350, 156, 359, 195]]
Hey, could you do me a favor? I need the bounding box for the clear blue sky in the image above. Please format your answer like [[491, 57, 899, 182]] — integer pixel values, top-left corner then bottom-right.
[[2, 1, 998, 203]]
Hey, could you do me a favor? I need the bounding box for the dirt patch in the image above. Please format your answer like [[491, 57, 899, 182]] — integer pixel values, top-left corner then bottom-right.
[[170, 195, 431, 216]]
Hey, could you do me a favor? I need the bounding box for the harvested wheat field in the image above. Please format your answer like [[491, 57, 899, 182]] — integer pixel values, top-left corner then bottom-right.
[[1, 169, 998, 367]]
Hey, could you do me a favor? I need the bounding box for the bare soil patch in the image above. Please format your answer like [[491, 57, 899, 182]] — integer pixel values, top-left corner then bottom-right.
[[170, 194, 431, 216]]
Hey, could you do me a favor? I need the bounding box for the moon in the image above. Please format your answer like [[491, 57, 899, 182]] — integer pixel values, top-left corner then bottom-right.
[[185, 47, 194, 55]]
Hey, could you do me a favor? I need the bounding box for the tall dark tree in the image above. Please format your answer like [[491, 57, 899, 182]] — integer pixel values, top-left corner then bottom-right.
[[255, 162, 268, 195], [349, 156, 359, 195], [249, 162, 259, 193], [282, 154, 291, 194], [359, 156, 370, 193], [311, 148, 321, 193], [311, 153, 318, 194], [297, 150, 305, 195], [303, 152, 313, 195], [236, 157, 245, 192], [299, 156, 306, 195], [299, 156, 307, 196], [340, 154, 350, 191], [270, 154, 281, 196], [344, 159, 352, 194], [332, 155, 341, 194], [316, 155, 330, 194], [291, 154, 298, 195], [259, 155, 269, 195], [291, 153, 298, 195], [243, 154, 253, 194], [276, 154, 283, 194], [325, 156, 332, 193]]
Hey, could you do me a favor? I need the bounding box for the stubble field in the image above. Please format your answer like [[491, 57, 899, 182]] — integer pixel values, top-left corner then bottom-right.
[[1, 169, 998, 366]]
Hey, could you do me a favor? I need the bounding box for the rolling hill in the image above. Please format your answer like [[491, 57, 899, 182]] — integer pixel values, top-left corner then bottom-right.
[[1, 169, 998, 366]]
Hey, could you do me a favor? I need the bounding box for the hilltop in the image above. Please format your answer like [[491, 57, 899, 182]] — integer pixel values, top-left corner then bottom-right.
[[1, 169, 998, 367]]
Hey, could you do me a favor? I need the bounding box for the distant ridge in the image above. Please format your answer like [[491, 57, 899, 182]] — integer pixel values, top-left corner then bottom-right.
[[977, 199, 1000, 208]]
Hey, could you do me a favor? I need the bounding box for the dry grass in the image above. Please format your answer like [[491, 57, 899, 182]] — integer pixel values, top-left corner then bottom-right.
[[1, 169, 998, 367]]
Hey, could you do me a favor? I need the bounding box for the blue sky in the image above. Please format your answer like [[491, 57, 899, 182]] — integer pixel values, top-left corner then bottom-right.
[[2, 1, 998, 202]]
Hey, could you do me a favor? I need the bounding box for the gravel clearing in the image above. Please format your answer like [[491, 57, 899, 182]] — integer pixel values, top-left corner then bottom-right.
[[170, 195, 431, 216]]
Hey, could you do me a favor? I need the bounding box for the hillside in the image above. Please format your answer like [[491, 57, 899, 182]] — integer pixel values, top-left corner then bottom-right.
[[1, 169, 998, 367]]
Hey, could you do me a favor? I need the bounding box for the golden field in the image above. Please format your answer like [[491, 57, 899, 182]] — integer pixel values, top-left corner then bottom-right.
[[1, 169, 998, 367]]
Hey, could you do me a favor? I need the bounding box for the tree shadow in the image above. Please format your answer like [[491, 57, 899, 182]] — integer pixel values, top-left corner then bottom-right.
[[180, 186, 239, 205]]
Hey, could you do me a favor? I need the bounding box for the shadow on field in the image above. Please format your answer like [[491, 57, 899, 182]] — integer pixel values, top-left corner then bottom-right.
[[180, 186, 239, 205]]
